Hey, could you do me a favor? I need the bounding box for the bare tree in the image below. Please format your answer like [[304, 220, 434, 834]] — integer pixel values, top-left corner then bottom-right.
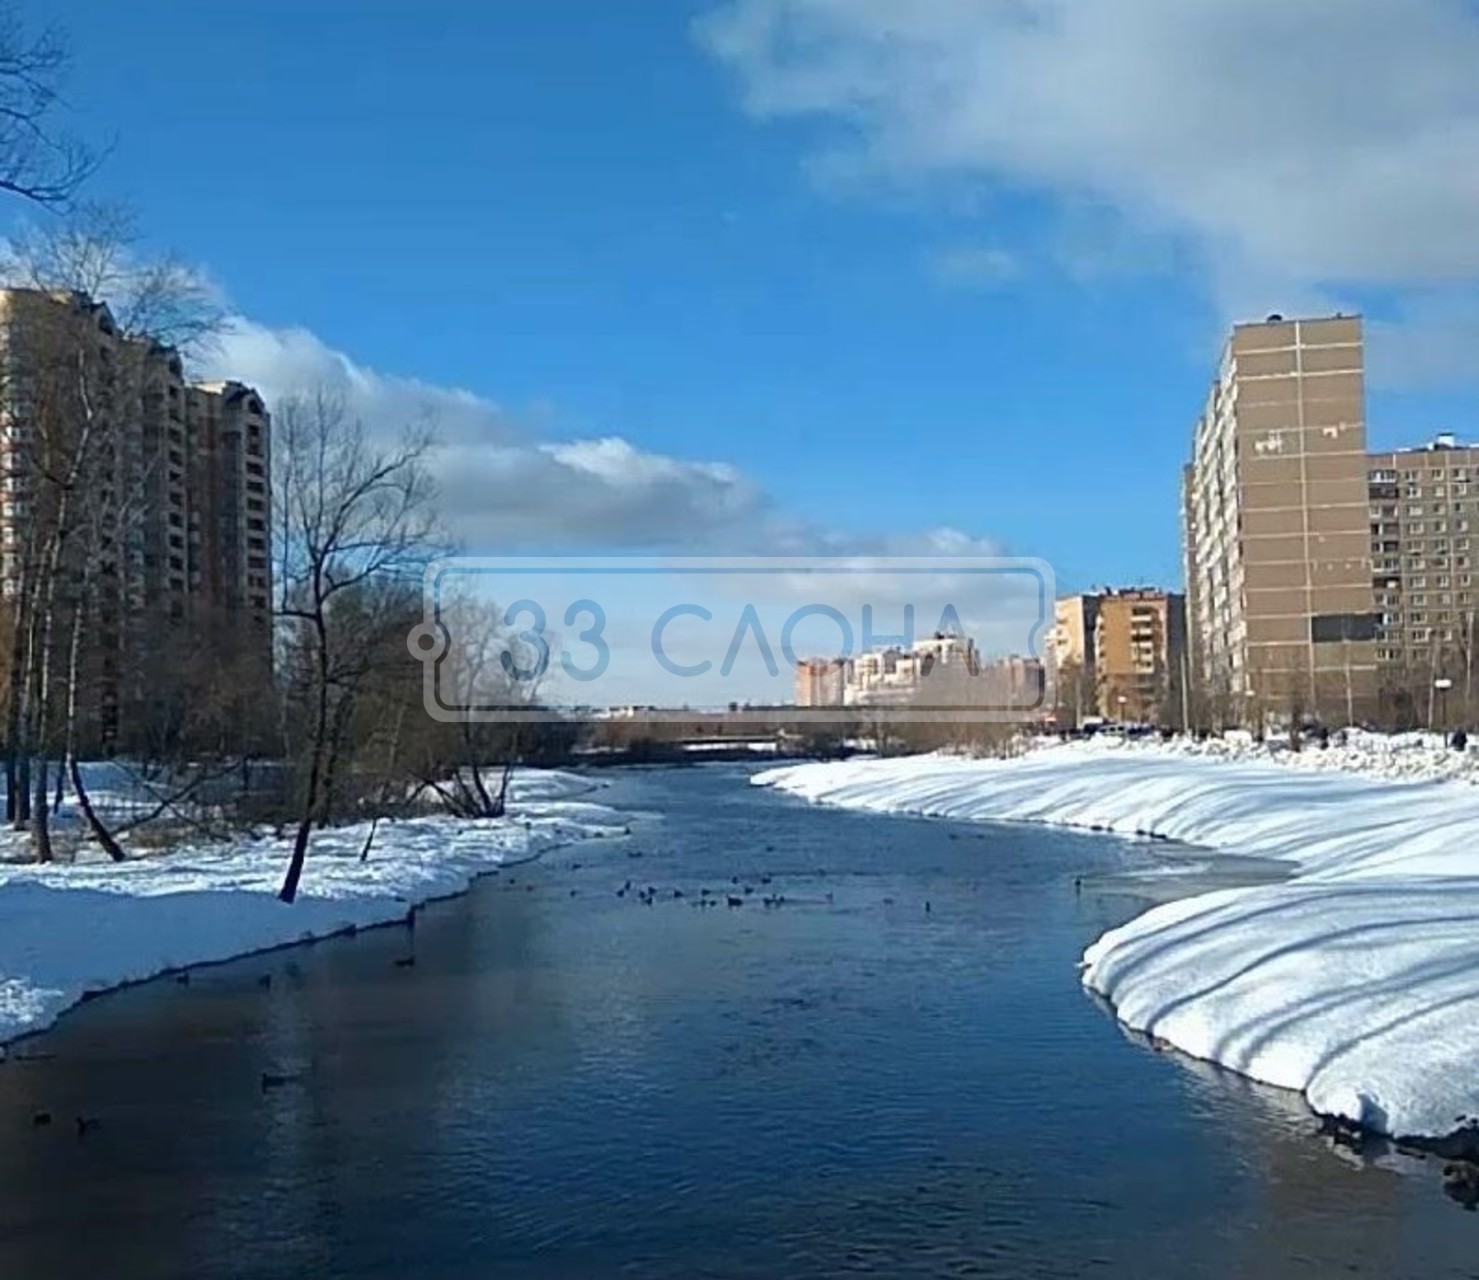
[[1, 202, 224, 349], [0, 6, 96, 206], [274, 390, 439, 903], [411, 595, 544, 820]]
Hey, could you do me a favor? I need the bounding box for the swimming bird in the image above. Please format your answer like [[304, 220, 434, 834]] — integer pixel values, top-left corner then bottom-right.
[[727, 895, 743, 908], [261, 1071, 299, 1091], [75, 1116, 101, 1138], [393, 956, 416, 969], [32, 1111, 51, 1128], [175, 972, 190, 987]]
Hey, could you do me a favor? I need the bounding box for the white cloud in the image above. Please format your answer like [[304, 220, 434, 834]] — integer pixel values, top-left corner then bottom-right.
[[699, 0, 1479, 338], [197, 319, 776, 553], [197, 317, 1021, 561]]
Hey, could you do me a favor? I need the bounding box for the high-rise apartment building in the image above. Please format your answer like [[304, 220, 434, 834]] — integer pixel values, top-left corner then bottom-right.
[[1368, 434, 1479, 702], [1182, 315, 1378, 725], [0, 289, 272, 744]]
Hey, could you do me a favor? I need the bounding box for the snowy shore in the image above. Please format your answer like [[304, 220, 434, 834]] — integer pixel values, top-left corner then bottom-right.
[[0, 770, 626, 1047], [754, 742, 1479, 1148]]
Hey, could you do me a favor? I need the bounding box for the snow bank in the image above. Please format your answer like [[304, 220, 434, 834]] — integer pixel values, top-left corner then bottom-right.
[[0, 770, 625, 1046], [1115, 727, 1479, 788], [754, 744, 1479, 1144]]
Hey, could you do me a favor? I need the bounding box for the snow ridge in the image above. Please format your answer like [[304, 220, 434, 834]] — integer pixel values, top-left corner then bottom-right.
[[754, 742, 1479, 1143]]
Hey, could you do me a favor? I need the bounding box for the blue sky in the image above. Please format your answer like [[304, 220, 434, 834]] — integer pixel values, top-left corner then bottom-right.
[[29, 0, 1479, 595]]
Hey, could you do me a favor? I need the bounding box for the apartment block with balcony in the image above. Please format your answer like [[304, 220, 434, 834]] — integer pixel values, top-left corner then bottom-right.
[[1093, 590, 1187, 725], [1368, 434, 1479, 697], [1182, 314, 1379, 726], [1051, 590, 1185, 725], [0, 288, 272, 746]]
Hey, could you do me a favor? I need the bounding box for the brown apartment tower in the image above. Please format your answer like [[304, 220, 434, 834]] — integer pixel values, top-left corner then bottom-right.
[[1182, 315, 1379, 727], [0, 289, 272, 748]]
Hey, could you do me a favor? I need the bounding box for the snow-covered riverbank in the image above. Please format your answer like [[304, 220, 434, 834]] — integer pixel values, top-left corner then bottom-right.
[[754, 743, 1479, 1147], [0, 770, 626, 1047]]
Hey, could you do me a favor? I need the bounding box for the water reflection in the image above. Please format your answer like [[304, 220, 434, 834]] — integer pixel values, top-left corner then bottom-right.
[[0, 765, 1472, 1279]]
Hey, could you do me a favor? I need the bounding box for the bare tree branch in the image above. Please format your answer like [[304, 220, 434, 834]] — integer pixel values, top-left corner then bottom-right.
[[0, 8, 96, 207]]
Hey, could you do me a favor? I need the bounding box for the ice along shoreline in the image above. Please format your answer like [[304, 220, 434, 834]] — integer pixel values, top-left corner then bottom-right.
[[754, 742, 1479, 1157]]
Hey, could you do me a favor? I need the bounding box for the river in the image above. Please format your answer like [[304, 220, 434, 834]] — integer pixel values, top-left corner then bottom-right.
[[0, 764, 1473, 1278]]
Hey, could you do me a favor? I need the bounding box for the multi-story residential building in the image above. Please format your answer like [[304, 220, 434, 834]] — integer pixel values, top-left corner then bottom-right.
[[846, 647, 924, 707], [794, 658, 848, 708], [0, 288, 272, 746], [1051, 590, 1186, 724], [974, 655, 1047, 715], [794, 632, 990, 710], [1050, 594, 1098, 675], [1049, 594, 1100, 723], [1093, 590, 1187, 725], [1368, 434, 1479, 712], [1182, 314, 1379, 726], [188, 380, 273, 636]]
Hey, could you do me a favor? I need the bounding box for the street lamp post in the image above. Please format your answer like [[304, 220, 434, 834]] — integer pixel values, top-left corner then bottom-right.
[[1434, 676, 1454, 731]]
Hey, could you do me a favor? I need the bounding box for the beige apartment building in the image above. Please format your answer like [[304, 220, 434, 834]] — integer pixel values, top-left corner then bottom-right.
[[1182, 314, 1378, 726], [1094, 590, 1187, 725], [0, 289, 272, 746], [1051, 590, 1185, 724], [795, 658, 848, 708], [1368, 434, 1479, 718]]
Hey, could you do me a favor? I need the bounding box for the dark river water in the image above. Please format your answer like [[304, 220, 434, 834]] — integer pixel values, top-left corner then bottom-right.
[[0, 765, 1474, 1279]]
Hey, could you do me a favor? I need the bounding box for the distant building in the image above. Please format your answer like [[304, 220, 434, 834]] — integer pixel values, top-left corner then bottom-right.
[[794, 630, 1001, 711], [1092, 590, 1186, 725], [795, 658, 849, 707], [975, 655, 1047, 715], [1051, 589, 1185, 725], [1049, 594, 1101, 723]]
